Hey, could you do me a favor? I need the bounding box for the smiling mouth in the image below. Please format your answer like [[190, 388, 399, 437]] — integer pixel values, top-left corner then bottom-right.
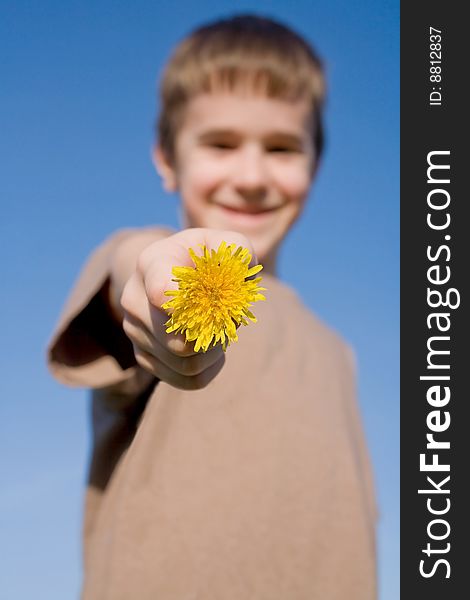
[[215, 204, 279, 216]]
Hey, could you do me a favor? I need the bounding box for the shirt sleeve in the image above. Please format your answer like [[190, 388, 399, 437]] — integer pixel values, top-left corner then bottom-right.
[[46, 227, 168, 395]]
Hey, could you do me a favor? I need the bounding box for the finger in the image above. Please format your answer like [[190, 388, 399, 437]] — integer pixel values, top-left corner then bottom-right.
[[121, 271, 193, 355], [133, 346, 226, 390], [138, 237, 193, 309], [138, 229, 260, 311], [172, 227, 259, 268], [123, 312, 225, 376]]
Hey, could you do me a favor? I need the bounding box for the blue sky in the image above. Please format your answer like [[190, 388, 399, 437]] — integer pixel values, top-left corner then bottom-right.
[[1, 1, 399, 598]]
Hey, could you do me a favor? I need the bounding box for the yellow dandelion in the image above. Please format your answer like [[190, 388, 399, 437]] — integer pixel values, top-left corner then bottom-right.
[[162, 241, 266, 352]]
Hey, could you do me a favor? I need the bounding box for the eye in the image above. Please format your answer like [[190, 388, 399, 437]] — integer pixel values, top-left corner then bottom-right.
[[268, 146, 292, 153], [267, 145, 301, 154], [200, 136, 238, 151], [209, 142, 236, 150], [265, 134, 304, 154]]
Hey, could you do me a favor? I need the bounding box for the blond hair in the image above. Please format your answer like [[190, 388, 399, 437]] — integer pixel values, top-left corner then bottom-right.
[[157, 14, 326, 163]]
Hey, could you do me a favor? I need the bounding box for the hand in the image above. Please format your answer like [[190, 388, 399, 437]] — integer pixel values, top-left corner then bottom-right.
[[120, 228, 257, 390]]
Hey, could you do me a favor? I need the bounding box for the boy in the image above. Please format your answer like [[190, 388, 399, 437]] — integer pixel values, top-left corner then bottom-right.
[[48, 14, 377, 600]]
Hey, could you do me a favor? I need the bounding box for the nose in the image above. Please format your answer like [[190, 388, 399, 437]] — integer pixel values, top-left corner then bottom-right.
[[232, 143, 268, 201]]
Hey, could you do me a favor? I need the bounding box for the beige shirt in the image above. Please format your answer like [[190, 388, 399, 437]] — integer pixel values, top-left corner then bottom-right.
[[48, 228, 377, 600]]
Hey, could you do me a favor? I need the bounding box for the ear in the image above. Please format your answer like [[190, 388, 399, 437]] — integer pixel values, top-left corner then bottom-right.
[[152, 145, 177, 192]]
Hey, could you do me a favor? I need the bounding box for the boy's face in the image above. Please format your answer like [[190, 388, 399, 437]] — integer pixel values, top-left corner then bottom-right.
[[155, 92, 316, 270]]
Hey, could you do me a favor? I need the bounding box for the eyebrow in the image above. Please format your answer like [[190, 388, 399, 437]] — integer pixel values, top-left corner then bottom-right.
[[197, 129, 305, 146], [264, 132, 305, 147], [197, 129, 241, 142]]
